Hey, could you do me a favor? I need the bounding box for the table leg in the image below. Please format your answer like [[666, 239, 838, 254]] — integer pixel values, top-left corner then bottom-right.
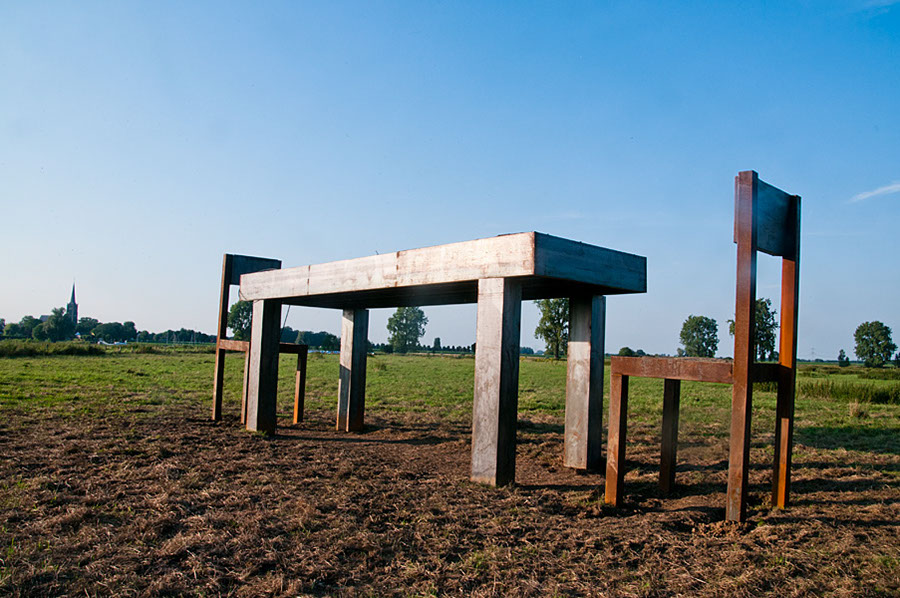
[[471, 278, 521, 486], [564, 295, 605, 471], [246, 299, 281, 434], [337, 309, 368, 432]]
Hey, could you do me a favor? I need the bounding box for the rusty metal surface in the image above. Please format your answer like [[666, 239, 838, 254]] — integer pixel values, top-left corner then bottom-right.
[[659, 379, 681, 494], [772, 198, 801, 508], [604, 373, 629, 506], [726, 170, 759, 523], [293, 346, 309, 425], [610, 356, 782, 385]]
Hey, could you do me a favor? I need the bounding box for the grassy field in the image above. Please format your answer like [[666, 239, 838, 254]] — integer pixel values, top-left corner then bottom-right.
[[1, 347, 898, 596]]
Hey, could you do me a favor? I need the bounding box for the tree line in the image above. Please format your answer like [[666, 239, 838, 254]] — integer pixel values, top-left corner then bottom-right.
[[532, 298, 898, 368], [13, 298, 892, 367], [0, 308, 215, 344], [227, 302, 478, 353]]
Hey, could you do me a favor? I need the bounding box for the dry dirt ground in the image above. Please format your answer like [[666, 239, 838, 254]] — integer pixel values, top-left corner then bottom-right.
[[1, 405, 897, 597]]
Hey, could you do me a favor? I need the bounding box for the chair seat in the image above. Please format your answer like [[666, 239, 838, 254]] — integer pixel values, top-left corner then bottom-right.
[[610, 356, 784, 384]]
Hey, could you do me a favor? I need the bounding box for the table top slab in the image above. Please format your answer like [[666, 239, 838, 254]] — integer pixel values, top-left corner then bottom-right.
[[239, 232, 646, 308]]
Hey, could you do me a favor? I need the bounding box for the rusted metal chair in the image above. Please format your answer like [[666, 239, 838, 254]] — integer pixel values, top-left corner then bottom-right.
[[604, 171, 801, 522], [211, 253, 309, 426]]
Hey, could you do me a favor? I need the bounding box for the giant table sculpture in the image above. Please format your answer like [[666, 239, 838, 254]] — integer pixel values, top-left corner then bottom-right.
[[238, 232, 646, 486]]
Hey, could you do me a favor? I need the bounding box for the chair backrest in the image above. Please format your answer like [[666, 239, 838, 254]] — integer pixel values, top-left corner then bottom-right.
[[216, 254, 282, 343], [732, 170, 801, 374]]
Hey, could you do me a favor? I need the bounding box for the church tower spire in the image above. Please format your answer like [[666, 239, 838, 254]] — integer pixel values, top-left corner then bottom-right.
[[67, 283, 78, 326]]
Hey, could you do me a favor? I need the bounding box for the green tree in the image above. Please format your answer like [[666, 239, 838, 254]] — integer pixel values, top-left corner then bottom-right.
[[433, 337, 441, 352], [728, 297, 778, 361], [32, 322, 49, 341], [76, 317, 100, 336], [679, 315, 719, 357], [227, 300, 252, 340], [281, 326, 299, 343], [618, 346, 636, 357], [854, 321, 896, 368], [0, 318, 5, 336], [298, 330, 340, 350], [18, 316, 41, 338], [387, 307, 428, 353], [36, 307, 76, 342], [3, 322, 24, 338], [837, 349, 850, 367], [93, 322, 126, 342], [534, 298, 569, 359]]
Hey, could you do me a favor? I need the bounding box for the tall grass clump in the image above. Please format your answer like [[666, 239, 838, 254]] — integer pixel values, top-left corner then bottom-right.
[[0, 340, 104, 358], [108, 343, 215, 355], [858, 368, 900, 381], [798, 379, 900, 405]]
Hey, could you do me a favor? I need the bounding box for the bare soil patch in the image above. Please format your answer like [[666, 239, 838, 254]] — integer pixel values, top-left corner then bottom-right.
[[1, 404, 897, 597]]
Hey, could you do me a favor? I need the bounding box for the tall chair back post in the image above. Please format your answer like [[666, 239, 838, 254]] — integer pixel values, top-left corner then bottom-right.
[[773, 193, 801, 508], [726, 171, 759, 522], [212, 254, 235, 421]]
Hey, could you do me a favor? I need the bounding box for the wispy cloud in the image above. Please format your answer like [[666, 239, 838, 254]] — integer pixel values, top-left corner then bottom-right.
[[850, 181, 900, 203], [847, 0, 900, 16], [862, 0, 900, 8]]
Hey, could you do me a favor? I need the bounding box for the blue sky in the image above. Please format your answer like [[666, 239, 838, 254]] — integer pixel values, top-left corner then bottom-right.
[[2, 1, 898, 359]]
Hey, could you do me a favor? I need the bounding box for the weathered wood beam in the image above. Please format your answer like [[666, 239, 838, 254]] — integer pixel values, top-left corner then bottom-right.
[[471, 278, 522, 486], [218, 338, 249, 352], [564, 295, 605, 471], [246, 299, 281, 434], [534, 233, 646, 293], [336, 309, 369, 432], [239, 232, 646, 303]]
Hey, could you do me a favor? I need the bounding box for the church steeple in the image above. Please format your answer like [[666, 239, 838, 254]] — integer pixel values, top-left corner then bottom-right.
[[67, 283, 78, 325]]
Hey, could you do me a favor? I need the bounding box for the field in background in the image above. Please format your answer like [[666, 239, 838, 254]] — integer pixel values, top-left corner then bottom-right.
[[1, 348, 898, 596]]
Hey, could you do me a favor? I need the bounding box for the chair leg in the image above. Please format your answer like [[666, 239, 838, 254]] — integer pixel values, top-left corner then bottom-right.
[[240, 349, 251, 425], [772, 368, 796, 508], [212, 347, 227, 421], [293, 346, 308, 424], [659, 379, 681, 494], [605, 373, 629, 506]]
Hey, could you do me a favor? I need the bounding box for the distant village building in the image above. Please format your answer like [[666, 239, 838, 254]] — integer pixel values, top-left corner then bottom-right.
[[40, 284, 78, 324]]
